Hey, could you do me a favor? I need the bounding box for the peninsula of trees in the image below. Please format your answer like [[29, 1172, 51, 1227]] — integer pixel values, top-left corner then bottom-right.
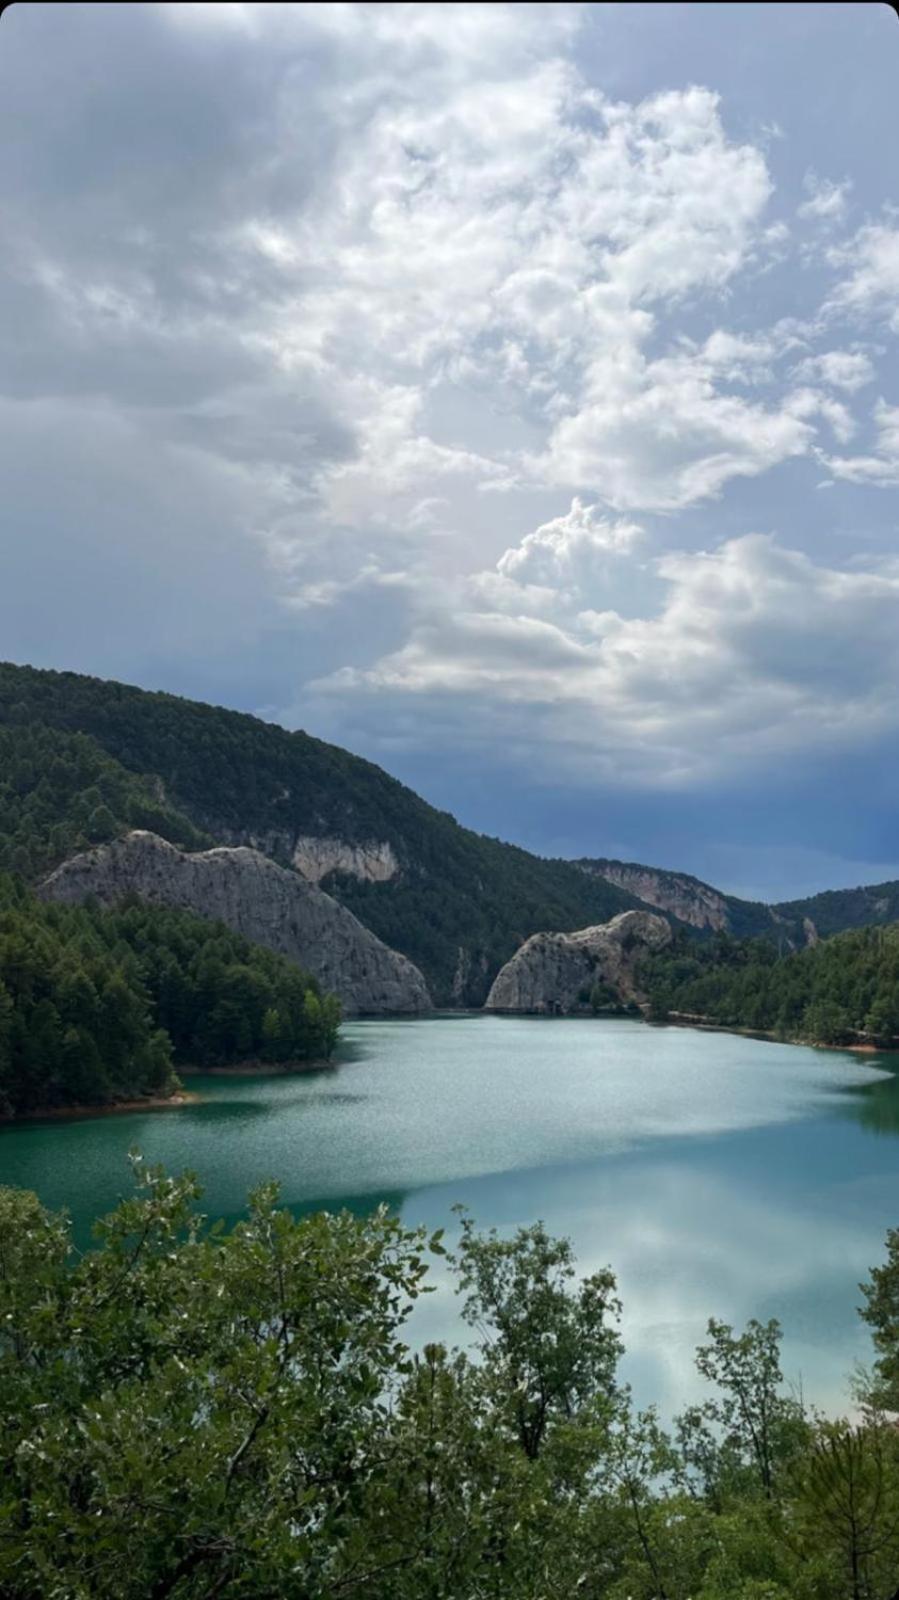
[[0, 879, 340, 1118]]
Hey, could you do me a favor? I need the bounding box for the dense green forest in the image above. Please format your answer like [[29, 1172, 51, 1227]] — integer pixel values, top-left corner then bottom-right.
[[0, 721, 210, 882], [0, 661, 642, 1004], [0, 880, 340, 1117], [641, 924, 899, 1045], [2, 1161, 899, 1599], [776, 881, 899, 940], [7, 658, 899, 1014]]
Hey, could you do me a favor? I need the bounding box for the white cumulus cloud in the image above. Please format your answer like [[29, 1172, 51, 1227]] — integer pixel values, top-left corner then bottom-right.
[[313, 531, 899, 788]]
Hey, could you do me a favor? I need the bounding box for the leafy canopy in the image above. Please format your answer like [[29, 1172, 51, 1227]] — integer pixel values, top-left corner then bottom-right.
[[2, 1165, 899, 1597]]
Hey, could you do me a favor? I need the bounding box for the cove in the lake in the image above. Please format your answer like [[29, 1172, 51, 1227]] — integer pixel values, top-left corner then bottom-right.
[[2, 1013, 897, 1417]]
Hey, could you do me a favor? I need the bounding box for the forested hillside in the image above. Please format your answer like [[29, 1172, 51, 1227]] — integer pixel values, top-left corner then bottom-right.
[[6, 660, 897, 1008], [0, 662, 641, 1004], [0, 721, 209, 882], [641, 924, 899, 1046], [773, 880, 899, 939], [0, 878, 340, 1117]]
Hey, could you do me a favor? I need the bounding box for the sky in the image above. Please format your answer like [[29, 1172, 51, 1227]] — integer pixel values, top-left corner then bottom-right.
[[2, 2, 899, 901]]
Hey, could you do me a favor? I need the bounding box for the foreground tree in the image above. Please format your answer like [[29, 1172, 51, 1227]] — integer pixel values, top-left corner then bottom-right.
[[6, 1167, 899, 1597], [861, 1225, 899, 1411], [677, 1317, 809, 1503], [453, 1210, 622, 1460], [0, 1157, 441, 1599], [788, 1421, 899, 1600]]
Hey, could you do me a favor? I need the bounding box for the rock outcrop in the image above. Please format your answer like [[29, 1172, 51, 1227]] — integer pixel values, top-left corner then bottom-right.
[[574, 859, 731, 932], [292, 835, 399, 885], [38, 831, 431, 1016], [484, 910, 672, 1014]]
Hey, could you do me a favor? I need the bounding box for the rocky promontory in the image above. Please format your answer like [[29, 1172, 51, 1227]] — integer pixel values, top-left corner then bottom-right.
[[574, 859, 731, 932], [484, 909, 672, 1014], [38, 831, 432, 1016]]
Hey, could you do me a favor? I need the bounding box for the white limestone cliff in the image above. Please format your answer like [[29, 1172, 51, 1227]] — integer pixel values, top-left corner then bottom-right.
[[484, 909, 672, 1014], [38, 831, 431, 1017]]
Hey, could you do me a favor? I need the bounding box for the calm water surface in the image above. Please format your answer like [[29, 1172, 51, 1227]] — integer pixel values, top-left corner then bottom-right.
[[2, 1014, 899, 1415]]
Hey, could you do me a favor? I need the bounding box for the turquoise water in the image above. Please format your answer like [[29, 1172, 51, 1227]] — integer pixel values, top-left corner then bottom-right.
[[2, 1013, 898, 1414]]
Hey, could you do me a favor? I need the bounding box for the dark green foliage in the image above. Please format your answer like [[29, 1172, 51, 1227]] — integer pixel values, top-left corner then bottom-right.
[[4, 1167, 899, 1598], [589, 978, 630, 1014], [0, 662, 644, 1003], [0, 882, 340, 1116], [775, 881, 899, 940], [0, 721, 209, 882], [0, 877, 176, 1117], [860, 1226, 899, 1412], [453, 1210, 622, 1459], [679, 1318, 809, 1503], [99, 897, 342, 1070], [641, 924, 899, 1046]]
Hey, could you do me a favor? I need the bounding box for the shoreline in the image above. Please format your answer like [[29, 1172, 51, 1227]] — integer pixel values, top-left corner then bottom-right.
[[0, 1090, 201, 1127], [660, 1012, 899, 1056], [483, 1006, 899, 1056], [0, 1058, 337, 1126]]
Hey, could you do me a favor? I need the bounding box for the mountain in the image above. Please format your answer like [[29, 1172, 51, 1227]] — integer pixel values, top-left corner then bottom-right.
[[0, 662, 643, 1005], [40, 831, 432, 1016], [7, 661, 897, 1009], [573, 858, 779, 939], [573, 856, 899, 949], [771, 881, 899, 940]]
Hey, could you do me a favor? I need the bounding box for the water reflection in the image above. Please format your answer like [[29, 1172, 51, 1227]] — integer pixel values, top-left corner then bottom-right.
[[839, 1060, 899, 1136], [2, 1016, 898, 1418], [398, 1120, 893, 1419]]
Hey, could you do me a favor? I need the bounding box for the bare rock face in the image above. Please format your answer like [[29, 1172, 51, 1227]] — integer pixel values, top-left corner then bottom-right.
[[38, 831, 431, 1016], [575, 859, 730, 932], [484, 910, 672, 1014], [292, 835, 399, 885]]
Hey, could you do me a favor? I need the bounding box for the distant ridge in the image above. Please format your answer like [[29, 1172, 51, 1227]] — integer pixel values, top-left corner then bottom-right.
[[0, 661, 642, 1005], [574, 856, 899, 951], [572, 857, 776, 939], [3, 659, 897, 1003]]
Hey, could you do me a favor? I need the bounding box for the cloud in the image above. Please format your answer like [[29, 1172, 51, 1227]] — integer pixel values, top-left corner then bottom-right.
[[312, 529, 899, 788], [535, 334, 816, 511], [798, 172, 851, 225], [827, 222, 899, 331], [256, 74, 787, 523], [3, 3, 809, 570], [794, 349, 874, 392], [6, 0, 890, 646], [5, 0, 899, 856], [496, 499, 643, 587], [820, 399, 899, 486]]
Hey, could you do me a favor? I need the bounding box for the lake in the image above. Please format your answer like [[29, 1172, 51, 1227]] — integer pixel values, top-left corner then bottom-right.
[[2, 1013, 899, 1417]]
